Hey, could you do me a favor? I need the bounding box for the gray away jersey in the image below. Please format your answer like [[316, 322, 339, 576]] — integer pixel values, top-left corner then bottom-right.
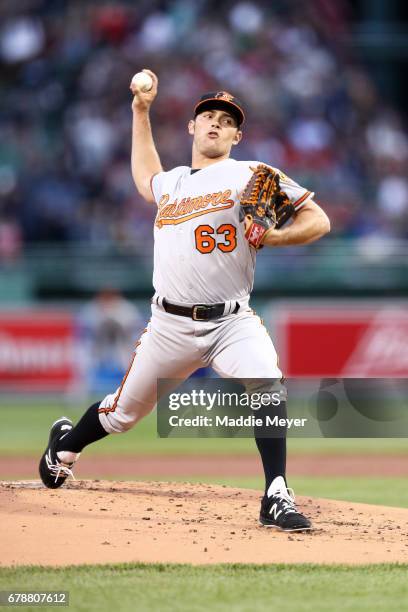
[[151, 158, 314, 304]]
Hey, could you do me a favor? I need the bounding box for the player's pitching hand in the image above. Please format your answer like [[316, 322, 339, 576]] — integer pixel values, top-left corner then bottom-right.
[[130, 69, 158, 112]]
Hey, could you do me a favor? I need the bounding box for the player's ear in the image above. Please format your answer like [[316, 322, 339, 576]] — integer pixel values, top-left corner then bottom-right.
[[232, 129, 242, 146], [188, 119, 195, 136]]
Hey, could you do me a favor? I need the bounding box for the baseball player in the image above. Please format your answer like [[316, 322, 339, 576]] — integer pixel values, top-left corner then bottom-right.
[[39, 70, 330, 531]]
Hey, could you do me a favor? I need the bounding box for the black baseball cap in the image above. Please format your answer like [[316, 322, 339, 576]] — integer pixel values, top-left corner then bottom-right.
[[194, 91, 245, 127]]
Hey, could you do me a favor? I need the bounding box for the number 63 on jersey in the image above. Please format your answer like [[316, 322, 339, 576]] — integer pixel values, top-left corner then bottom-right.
[[195, 224, 237, 254]]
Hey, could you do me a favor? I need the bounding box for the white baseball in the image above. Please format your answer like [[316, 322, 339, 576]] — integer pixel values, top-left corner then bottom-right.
[[131, 71, 153, 92]]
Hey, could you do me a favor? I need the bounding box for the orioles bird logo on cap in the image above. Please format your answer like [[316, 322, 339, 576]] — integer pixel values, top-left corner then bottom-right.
[[215, 91, 234, 102]]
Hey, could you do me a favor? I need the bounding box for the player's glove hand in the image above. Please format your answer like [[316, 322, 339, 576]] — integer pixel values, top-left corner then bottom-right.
[[239, 164, 295, 249]]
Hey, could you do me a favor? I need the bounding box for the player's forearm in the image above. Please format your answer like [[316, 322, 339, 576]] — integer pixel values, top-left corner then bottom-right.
[[131, 109, 162, 201], [263, 205, 330, 247]]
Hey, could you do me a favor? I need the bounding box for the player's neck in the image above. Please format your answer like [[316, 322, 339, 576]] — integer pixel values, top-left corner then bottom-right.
[[191, 150, 231, 170]]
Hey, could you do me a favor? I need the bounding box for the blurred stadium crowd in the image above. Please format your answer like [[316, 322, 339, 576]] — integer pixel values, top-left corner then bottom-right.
[[0, 0, 407, 262]]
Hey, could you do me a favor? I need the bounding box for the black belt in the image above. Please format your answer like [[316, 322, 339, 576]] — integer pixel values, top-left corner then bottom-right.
[[162, 298, 239, 321]]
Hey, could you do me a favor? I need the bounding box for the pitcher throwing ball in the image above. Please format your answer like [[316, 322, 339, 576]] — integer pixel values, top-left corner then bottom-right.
[[39, 69, 330, 531]]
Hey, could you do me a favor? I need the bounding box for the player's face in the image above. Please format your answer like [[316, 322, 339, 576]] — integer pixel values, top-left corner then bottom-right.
[[188, 109, 242, 159]]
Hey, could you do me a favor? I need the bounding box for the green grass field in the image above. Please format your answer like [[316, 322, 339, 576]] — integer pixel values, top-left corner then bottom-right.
[[0, 563, 407, 612], [1, 404, 407, 456]]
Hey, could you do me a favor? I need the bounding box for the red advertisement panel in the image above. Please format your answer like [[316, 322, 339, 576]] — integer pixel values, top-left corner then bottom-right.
[[0, 311, 76, 391], [274, 304, 408, 377]]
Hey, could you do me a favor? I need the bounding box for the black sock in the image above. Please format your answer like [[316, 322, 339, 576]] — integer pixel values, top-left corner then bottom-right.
[[57, 402, 109, 453], [255, 436, 286, 496], [254, 400, 287, 495]]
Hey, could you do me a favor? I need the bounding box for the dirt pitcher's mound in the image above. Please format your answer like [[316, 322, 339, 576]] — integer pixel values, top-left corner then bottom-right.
[[1, 480, 408, 566]]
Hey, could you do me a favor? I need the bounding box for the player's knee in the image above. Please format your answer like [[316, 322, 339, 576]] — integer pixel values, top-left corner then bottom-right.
[[243, 379, 288, 417], [244, 378, 286, 396]]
